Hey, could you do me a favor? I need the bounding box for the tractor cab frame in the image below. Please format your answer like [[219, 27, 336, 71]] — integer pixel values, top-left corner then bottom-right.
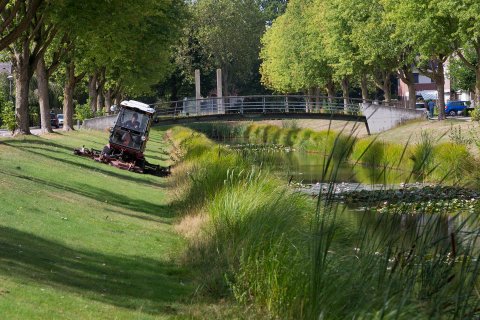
[[108, 100, 155, 158], [74, 100, 169, 176]]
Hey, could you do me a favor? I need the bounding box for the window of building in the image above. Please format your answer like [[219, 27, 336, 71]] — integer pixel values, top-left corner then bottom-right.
[[413, 73, 419, 84]]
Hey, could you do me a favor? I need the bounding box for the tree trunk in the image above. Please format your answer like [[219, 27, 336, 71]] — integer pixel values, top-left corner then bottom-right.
[[63, 61, 75, 131], [418, 58, 447, 120], [37, 57, 53, 133], [88, 73, 98, 114], [12, 44, 31, 135], [341, 77, 349, 109], [97, 88, 105, 114], [315, 87, 320, 112], [475, 68, 480, 108], [105, 88, 112, 113], [406, 82, 416, 109], [398, 66, 417, 109], [383, 74, 391, 103], [114, 96, 122, 108], [360, 74, 368, 102], [306, 87, 315, 112], [436, 63, 446, 120], [326, 80, 335, 104], [373, 71, 392, 103]]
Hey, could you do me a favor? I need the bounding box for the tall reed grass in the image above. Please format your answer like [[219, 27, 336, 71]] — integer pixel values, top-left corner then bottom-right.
[[168, 125, 480, 319], [186, 122, 248, 141]]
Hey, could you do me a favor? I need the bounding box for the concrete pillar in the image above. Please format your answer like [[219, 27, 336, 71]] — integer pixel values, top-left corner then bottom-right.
[[216, 68, 223, 113], [195, 69, 201, 115]]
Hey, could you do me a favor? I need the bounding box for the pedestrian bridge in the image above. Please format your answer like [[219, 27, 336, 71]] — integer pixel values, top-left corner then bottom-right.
[[82, 95, 425, 134], [151, 95, 426, 135]]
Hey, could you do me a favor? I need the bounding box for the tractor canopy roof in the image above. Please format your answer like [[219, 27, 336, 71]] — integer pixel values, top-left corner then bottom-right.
[[120, 100, 156, 114]]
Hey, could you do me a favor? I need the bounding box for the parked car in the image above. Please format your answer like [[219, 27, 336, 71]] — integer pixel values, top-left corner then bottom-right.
[[415, 102, 427, 112], [50, 113, 59, 128], [445, 101, 473, 116], [57, 114, 64, 126]]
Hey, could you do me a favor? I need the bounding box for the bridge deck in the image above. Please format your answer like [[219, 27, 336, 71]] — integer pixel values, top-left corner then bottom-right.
[[154, 112, 370, 134]]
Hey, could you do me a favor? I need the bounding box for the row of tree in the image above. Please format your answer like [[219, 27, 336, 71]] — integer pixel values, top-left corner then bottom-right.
[[260, 0, 480, 120], [164, 0, 287, 100], [0, 0, 185, 134]]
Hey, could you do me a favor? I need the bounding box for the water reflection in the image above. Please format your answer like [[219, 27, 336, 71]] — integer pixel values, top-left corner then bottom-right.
[[224, 141, 480, 253], [340, 205, 480, 255], [229, 142, 416, 185]]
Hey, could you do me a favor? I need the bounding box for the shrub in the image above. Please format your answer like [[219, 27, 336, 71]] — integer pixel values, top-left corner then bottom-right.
[[1, 100, 16, 133], [325, 131, 356, 164], [471, 107, 480, 121], [74, 103, 94, 122], [188, 123, 248, 141]]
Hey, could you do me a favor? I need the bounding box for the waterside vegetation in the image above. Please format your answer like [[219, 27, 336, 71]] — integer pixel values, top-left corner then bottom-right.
[[169, 125, 480, 319], [187, 122, 480, 186]]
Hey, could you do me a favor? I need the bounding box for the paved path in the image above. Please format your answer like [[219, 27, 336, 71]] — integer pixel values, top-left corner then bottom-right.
[[0, 127, 59, 137]]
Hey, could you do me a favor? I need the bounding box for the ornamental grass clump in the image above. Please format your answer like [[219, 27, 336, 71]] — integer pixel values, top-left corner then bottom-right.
[[263, 124, 282, 144], [410, 132, 436, 182], [176, 151, 247, 212], [351, 138, 412, 184], [351, 138, 384, 166], [431, 142, 476, 184], [189, 171, 311, 305], [169, 126, 251, 212], [187, 122, 246, 141]]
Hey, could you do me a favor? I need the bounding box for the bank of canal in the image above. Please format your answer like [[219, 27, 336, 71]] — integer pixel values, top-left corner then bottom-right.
[[170, 125, 480, 319]]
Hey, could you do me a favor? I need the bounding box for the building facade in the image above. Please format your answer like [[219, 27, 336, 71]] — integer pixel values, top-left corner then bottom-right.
[[398, 68, 451, 102]]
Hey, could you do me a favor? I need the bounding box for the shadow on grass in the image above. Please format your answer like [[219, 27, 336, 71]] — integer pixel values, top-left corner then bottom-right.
[[2, 141, 167, 189], [0, 226, 191, 315], [5, 135, 76, 151], [0, 169, 175, 218], [104, 207, 173, 224]]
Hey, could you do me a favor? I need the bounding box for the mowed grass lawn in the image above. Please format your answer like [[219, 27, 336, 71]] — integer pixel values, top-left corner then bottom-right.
[[0, 128, 193, 319]]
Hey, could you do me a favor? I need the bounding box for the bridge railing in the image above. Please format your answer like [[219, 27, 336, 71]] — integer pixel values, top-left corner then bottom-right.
[[152, 95, 369, 119]]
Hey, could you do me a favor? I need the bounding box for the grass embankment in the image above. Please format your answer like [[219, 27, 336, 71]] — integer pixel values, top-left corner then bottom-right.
[[170, 126, 480, 319], [0, 129, 193, 319]]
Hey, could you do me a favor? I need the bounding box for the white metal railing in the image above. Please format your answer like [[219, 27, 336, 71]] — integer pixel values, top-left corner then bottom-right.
[[152, 95, 370, 119]]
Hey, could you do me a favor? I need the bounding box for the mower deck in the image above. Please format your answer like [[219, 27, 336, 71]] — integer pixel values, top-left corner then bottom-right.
[[73, 147, 170, 176]]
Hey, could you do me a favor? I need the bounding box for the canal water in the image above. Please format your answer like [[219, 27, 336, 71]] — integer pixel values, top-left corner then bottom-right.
[[226, 142, 480, 251], [228, 142, 412, 186]]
